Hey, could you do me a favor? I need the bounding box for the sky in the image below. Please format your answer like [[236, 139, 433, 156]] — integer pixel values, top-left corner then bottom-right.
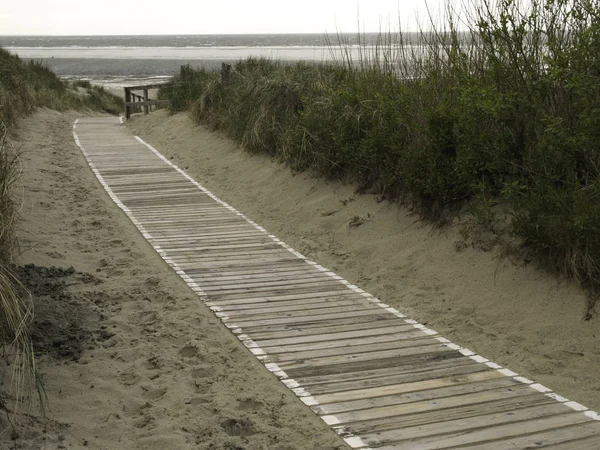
[[0, 0, 449, 35]]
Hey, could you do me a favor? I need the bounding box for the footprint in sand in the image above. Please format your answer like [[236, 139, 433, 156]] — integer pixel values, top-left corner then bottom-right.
[[180, 346, 198, 358], [119, 370, 142, 386], [238, 398, 263, 412], [122, 401, 152, 418], [180, 341, 207, 360], [187, 397, 211, 406], [133, 414, 155, 429], [141, 385, 167, 401], [191, 365, 214, 379], [220, 417, 255, 437]]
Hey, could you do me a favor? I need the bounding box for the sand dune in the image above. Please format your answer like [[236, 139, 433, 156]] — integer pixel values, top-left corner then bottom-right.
[[128, 110, 600, 412]]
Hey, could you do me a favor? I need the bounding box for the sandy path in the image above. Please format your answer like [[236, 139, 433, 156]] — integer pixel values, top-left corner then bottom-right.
[[2, 109, 347, 450], [128, 110, 600, 412]]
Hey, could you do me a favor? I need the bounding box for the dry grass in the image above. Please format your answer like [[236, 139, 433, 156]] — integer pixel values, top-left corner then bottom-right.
[[0, 124, 39, 420]]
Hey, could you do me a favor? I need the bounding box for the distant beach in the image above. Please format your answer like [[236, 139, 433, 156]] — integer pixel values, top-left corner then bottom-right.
[[1, 33, 411, 89]]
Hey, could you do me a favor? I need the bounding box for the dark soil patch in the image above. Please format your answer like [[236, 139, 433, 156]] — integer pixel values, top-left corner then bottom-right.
[[13, 264, 105, 362]]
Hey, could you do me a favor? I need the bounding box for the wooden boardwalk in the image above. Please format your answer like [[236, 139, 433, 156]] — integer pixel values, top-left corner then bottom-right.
[[73, 116, 600, 449]]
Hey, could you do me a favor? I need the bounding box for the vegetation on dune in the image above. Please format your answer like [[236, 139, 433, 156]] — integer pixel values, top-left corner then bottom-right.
[[0, 47, 124, 416], [161, 0, 600, 310], [0, 48, 124, 125]]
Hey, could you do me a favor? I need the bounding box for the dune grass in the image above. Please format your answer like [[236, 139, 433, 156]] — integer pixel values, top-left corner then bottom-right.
[[161, 0, 600, 309], [0, 47, 124, 126]]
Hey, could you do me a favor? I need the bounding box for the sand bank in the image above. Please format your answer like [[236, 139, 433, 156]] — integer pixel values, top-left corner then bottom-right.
[[128, 110, 600, 411]]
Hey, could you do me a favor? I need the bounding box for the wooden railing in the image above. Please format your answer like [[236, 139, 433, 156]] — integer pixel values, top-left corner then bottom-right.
[[124, 64, 233, 120], [124, 83, 172, 120]]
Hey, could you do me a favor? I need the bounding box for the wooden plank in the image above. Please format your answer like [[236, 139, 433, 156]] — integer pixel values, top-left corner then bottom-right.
[[314, 384, 535, 421], [214, 293, 366, 310], [310, 368, 505, 405], [278, 345, 455, 373], [166, 249, 293, 260], [220, 298, 371, 316], [312, 378, 523, 415], [529, 433, 600, 450], [346, 391, 557, 434], [284, 350, 467, 380], [223, 304, 382, 322], [270, 337, 449, 363], [194, 271, 335, 286], [293, 361, 489, 395], [149, 231, 268, 241], [245, 316, 403, 339], [375, 413, 592, 450], [140, 216, 246, 226], [125, 82, 174, 90], [296, 357, 481, 387], [231, 307, 390, 328], [254, 323, 421, 347], [206, 285, 354, 300], [186, 264, 318, 279], [360, 402, 574, 447], [124, 100, 170, 107], [198, 279, 347, 295], [179, 258, 312, 273], [153, 237, 272, 247]]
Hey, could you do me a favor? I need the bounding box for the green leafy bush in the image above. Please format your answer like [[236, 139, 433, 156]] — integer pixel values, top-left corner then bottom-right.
[[163, 0, 600, 302]]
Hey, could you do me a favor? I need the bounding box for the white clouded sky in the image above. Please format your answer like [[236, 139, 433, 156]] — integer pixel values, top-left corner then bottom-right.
[[0, 0, 449, 35]]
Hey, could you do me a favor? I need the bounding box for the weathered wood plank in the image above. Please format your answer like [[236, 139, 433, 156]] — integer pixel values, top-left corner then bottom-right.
[[269, 337, 449, 363], [375, 413, 592, 449], [311, 368, 506, 406], [124, 100, 170, 107], [312, 378, 523, 415], [293, 360, 489, 395], [360, 403, 575, 447], [345, 391, 557, 434]]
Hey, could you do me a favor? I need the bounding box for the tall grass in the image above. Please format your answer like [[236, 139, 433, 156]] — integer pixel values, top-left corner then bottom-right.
[[0, 47, 124, 125], [162, 0, 600, 309], [0, 123, 37, 418]]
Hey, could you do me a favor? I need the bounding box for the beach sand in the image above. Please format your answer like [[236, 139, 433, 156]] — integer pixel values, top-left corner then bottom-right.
[[3, 106, 600, 449], [1, 109, 347, 450], [127, 110, 600, 411]]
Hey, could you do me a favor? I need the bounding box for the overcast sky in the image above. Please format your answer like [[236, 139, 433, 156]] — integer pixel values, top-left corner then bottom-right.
[[0, 0, 449, 35]]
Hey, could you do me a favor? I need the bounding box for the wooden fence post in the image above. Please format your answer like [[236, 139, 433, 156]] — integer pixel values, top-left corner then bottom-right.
[[143, 88, 149, 115], [125, 87, 131, 120], [221, 63, 232, 86]]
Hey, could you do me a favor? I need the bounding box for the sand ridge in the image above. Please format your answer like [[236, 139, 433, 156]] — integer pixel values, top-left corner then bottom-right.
[[1, 109, 347, 450], [127, 109, 600, 412]]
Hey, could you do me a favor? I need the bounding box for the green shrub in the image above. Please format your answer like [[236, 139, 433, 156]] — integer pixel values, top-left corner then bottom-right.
[[162, 0, 600, 303]]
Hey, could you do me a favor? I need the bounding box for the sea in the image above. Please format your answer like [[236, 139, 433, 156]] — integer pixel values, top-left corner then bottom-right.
[[0, 34, 411, 89]]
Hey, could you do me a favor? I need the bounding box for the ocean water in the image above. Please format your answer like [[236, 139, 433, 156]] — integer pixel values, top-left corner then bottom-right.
[[1, 34, 419, 88]]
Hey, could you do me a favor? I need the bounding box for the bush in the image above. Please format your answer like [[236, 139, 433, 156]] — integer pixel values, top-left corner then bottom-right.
[[162, 0, 600, 304]]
